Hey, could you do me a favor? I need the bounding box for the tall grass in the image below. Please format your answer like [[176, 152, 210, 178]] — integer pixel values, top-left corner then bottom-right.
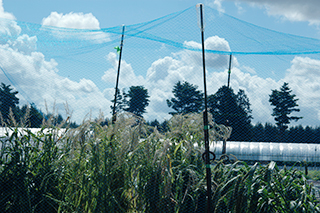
[[0, 112, 320, 212]]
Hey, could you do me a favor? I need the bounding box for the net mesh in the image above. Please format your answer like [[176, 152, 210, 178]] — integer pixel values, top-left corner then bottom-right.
[[1, 4, 320, 213], [0, 5, 318, 125]]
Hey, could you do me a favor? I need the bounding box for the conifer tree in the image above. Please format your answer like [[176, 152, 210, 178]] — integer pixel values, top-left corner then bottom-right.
[[167, 81, 203, 115], [0, 83, 19, 124], [208, 86, 252, 141], [269, 82, 302, 136], [124, 86, 150, 117]]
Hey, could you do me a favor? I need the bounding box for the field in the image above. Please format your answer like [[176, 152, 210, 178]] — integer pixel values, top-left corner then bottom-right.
[[1, 112, 320, 212]]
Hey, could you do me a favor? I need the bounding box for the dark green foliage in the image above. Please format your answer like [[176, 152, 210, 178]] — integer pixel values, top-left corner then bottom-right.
[[20, 103, 44, 127], [123, 85, 150, 117], [208, 86, 252, 141], [1, 113, 320, 213], [210, 161, 320, 212], [269, 82, 302, 136], [251, 122, 265, 142], [148, 119, 169, 133], [0, 83, 71, 127], [42, 113, 65, 127], [149, 119, 161, 130], [250, 123, 320, 143], [167, 81, 204, 115], [0, 128, 62, 212], [0, 83, 19, 124], [110, 88, 126, 115]]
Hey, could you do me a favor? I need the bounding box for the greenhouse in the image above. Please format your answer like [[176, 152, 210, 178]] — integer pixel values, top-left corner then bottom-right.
[[213, 141, 320, 163]]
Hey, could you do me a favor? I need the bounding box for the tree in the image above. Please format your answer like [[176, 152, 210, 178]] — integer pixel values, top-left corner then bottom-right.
[[264, 123, 279, 142], [208, 86, 252, 141], [20, 103, 44, 127], [124, 86, 150, 117], [167, 81, 203, 115], [0, 83, 19, 124], [269, 82, 302, 136], [251, 123, 265, 142], [110, 88, 126, 122]]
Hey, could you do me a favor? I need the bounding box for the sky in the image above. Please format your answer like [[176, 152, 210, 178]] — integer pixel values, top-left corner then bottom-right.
[[1, 0, 320, 127]]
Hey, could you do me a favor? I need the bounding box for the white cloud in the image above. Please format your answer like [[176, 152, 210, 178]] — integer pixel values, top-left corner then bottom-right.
[[0, 0, 21, 41], [206, 0, 225, 13], [0, 3, 111, 123], [235, 2, 245, 14], [224, 68, 278, 124], [41, 11, 110, 43], [102, 52, 145, 88], [284, 56, 320, 124], [98, 36, 284, 124], [141, 48, 320, 126], [223, 0, 320, 25], [241, 65, 256, 74], [41, 12, 100, 29], [8, 34, 37, 55], [0, 46, 110, 123], [0, 0, 15, 20], [0, 0, 318, 127], [138, 41, 277, 124], [178, 36, 234, 68], [145, 56, 200, 121], [144, 58, 280, 125]]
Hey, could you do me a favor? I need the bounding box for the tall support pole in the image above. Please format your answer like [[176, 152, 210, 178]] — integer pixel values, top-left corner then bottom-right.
[[227, 54, 232, 88], [198, 4, 212, 213], [224, 54, 232, 155], [112, 25, 125, 124]]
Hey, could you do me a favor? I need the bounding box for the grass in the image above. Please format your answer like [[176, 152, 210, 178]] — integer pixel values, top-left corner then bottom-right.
[[1, 112, 320, 212], [306, 170, 320, 181]]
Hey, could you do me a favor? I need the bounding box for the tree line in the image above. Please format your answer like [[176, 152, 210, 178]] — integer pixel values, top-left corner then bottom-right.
[[2, 80, 318, 143], [113, 81, 319, 143], [0, 83, 76, 128]]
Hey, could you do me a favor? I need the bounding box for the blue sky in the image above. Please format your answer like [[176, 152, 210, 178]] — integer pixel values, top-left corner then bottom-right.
[[1, 0, 320, 127], [4, 0, 320, 38]]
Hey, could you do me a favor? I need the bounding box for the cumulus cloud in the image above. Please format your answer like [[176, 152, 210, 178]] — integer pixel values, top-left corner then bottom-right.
[[0, 0, 318, 127], [145, 56, 201, 121], [284, 56, 320, 124], [42, 12, 100, 29], [102, 52, 145, 89], [223, 68, 278, 124], [0, 2, 111, 123], [0, 0, 15, 20], [0, 0, 21, 41], [177, 36, 236, 68], [143, 55, 281, 124], [140, 48, 320, 126], [205, 0, 225, 13], [41, 11, 110, 43], [222, 0, 320, 25], [8, 34, 37, 55], [0, 45, 110, 123], [98, 36, 284, 124]]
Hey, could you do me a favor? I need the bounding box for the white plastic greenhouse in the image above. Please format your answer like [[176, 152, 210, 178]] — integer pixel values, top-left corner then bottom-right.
[[212, 141, 320, 163]]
